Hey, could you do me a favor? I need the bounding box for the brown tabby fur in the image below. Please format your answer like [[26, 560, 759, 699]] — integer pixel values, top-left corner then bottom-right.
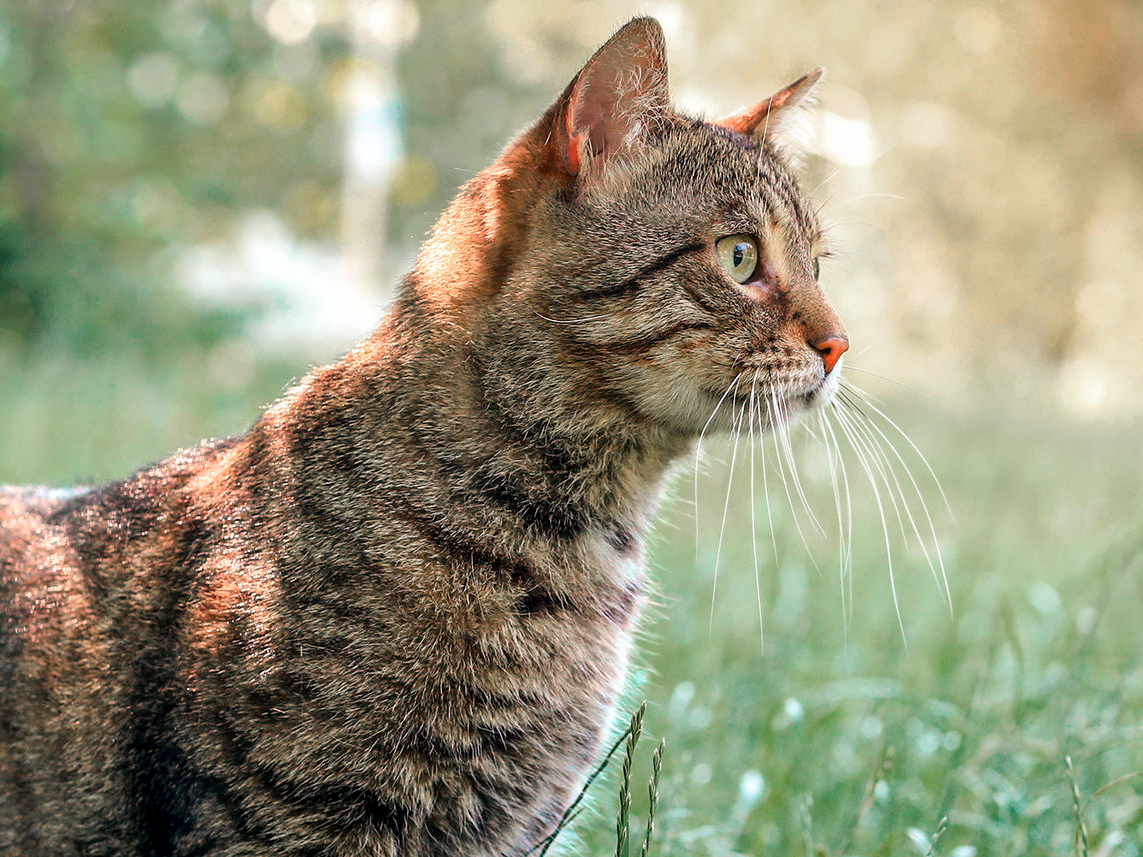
[[0, 18, 846, 856]]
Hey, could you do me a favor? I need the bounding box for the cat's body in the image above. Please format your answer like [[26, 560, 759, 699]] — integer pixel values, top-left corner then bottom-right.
[[0, 19, 846, 856], [0, 340, 654, 856]]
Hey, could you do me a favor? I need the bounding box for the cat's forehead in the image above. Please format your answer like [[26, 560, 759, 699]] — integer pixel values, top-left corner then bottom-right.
[[642, 121, 820, 243]]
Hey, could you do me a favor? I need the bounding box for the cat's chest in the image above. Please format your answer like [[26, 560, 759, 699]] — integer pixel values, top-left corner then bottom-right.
[[558, 523, 647, 625], [486, 523, 648, 666], [587, 524, 646, 620]]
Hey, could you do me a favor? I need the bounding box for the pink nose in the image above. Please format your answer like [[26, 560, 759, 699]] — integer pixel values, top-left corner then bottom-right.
[[814, 336, 849, 374]]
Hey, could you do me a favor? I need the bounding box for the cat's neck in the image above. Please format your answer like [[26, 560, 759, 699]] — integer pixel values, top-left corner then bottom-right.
[[249, 152, 693, 565], [345, 301, 690, 541], [312, 158, 691, 541]]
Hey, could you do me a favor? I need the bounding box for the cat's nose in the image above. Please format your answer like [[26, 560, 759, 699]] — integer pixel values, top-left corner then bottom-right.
[[814, 336, 849, 374]]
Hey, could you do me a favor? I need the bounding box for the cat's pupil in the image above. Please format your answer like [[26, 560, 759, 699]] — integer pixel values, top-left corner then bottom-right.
[[733, 245, 746, 268]]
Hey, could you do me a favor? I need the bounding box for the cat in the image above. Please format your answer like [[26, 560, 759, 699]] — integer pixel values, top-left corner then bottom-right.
[[0, 17, 847, 857]]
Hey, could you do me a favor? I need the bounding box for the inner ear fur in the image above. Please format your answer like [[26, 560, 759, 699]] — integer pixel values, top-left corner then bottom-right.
[[555, 17, 671, 179]]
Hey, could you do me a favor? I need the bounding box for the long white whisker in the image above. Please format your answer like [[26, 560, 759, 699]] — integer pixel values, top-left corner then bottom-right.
[[832, 191, 907, 210], [695, 373, 743, 557], [775, 392, 827, 537], [532, 310, 609, 325], [833, 400, 907, 648], [768, 387, 822, 574], [837, 394, 911, 546], [819, 410, 849, 637], [841, 381, 953, 519], [839, 388, 951, 611], [840, 365, 914, 389], [835, 399, 925, 629], [759, 394, 780, 570], [710, 384, 747, 635], [810, 166, 844, 196], [822, 408, 855, 624], [747, 370, 765, 652]]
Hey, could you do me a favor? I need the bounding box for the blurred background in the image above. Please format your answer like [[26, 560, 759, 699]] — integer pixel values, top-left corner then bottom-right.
[[1, 0, 1141, 854]]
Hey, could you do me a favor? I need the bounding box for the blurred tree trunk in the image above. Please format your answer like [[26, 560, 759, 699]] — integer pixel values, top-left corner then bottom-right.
[[10, 0, 60, 243], [339, 0, 408, 296]]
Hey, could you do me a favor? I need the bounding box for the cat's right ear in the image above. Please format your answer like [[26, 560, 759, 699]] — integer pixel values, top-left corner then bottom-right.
[[551, 17, 670, 183]]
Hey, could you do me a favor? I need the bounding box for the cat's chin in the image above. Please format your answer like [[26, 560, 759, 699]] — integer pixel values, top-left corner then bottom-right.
[[688, 369, 840, 436], [802, 368, 842, 410]]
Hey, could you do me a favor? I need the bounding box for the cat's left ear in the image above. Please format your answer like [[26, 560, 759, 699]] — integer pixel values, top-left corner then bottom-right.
[[714, 68, 823, 154], [555, 17, 671, 181]]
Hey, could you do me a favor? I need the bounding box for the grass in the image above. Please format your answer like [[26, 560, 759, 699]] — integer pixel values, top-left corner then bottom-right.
[[2, 354, 1140, 856], [568, 393, 1143, 856]]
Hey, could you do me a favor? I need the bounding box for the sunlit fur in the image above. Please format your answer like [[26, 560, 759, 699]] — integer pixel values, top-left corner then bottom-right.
[[0, 18, 861, 857]]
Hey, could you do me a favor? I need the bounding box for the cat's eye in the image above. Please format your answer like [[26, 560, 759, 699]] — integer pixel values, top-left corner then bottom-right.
[[812, 257, 821, 280], [715, 235, 759, 284]]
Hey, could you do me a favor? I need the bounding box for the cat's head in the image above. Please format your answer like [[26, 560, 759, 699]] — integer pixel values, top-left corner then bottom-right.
[[407, 17, 847, 439]]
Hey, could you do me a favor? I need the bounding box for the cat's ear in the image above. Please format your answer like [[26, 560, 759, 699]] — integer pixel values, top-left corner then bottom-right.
[[715, 68, 823, 154], [556, 17, 670, 180]]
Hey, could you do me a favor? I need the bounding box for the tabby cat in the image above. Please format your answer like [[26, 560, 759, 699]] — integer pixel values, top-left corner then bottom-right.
[[0, 17, 847, 856]]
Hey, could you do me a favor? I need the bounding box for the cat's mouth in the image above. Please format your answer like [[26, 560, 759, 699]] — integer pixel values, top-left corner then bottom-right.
[[803, 368, 842, 408], [721, 369, 833, 407], [718, 374, 832, 422]]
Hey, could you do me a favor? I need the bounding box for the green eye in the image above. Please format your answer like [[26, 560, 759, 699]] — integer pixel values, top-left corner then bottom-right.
[[812, 257, 821, 280], [715, 234, 759, 284]]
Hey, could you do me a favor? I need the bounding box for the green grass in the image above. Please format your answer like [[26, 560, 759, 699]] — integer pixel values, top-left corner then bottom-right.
[[570, 395, 1143, 856], [2, 357, 1140, 856]]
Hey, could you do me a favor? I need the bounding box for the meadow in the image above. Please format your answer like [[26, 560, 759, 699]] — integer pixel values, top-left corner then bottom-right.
[[2, 354, 1139, 856]]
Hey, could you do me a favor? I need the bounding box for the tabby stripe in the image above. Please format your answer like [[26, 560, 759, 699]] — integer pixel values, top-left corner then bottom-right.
[[474, 470, 588, 541], [381, 494, 574, 616], [569, 242, 705, 301], [255, 769, 411, 839], [680, 279, 723, 316], [468, 357, 603, 541], [604, 320, 716, 352], [471, 356, 590, 481], [383, 494, 521, 575]]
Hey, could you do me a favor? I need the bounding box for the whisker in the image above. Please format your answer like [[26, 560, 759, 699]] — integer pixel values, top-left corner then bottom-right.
[[759, 395, 781, 570], [841, 381, 953, 519], [836, 392, 911, 546], [822, 409, 856, 625], [832, 400, 907, 648], [775, 392, 827, 537], [709, 385, 747, 635], [694, 373, 744, 558], [818, 410, 850, 637], [840, 365, 915, 390], [768, 387, 823, 575], [810, 166, 844, 196], [532, 310, 609, 325], [748, 369, 764, 653], [837, 387, 951, 611]]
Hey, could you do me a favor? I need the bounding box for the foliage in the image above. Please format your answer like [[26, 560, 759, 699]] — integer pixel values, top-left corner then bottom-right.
[[0, 213, 246, 361], [0, 0, 344, 357]]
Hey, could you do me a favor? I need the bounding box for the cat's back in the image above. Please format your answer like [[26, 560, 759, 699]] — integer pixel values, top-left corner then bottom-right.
[[1, 483, 103, 663], [0, 439, 239, 855], [0, 484, 92, 587], [0, 437, 238, 621], [0, 436, 244, 693]]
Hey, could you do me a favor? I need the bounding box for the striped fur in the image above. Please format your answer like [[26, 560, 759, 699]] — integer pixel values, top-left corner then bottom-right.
[[0, 18, 845, 856]]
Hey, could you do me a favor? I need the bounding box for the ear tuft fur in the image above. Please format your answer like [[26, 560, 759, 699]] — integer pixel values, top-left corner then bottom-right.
[[715, 68, 823, 164]]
